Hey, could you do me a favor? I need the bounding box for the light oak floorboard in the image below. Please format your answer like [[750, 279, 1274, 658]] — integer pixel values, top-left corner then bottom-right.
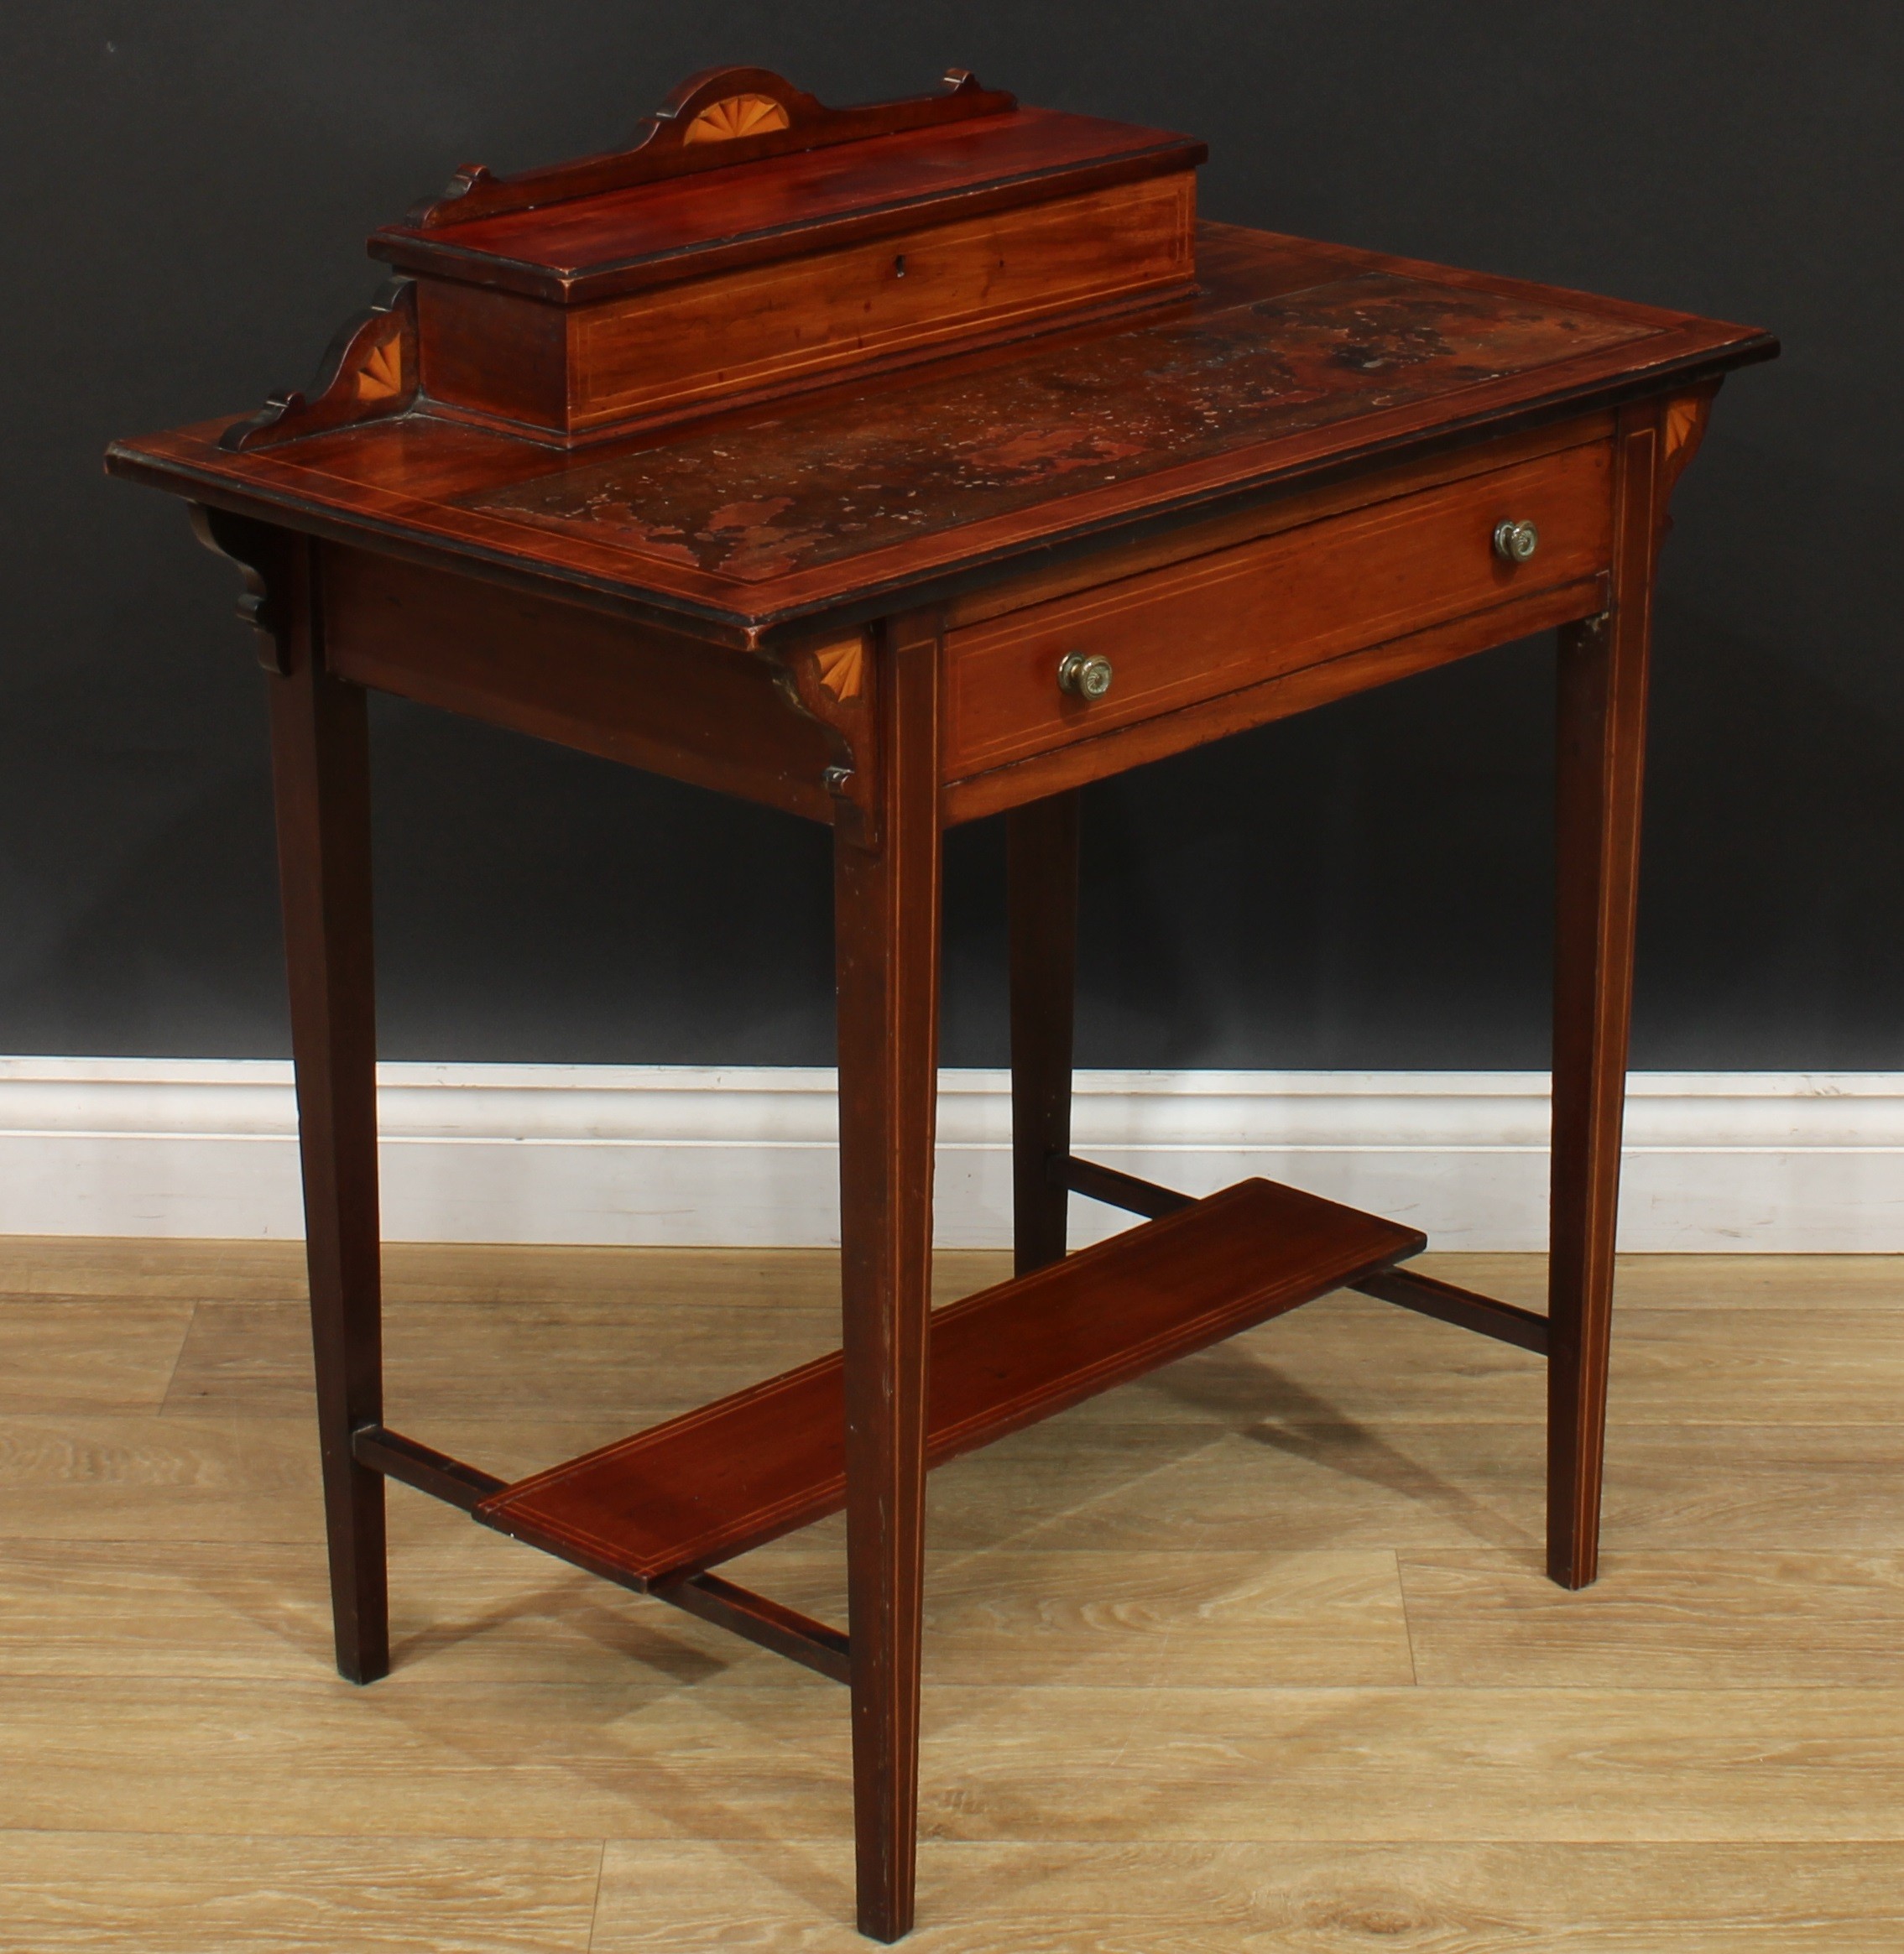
[[159, 1298, 845, 1422], [13, 1409, 1904, 1553], [1399, 1547, 1904, 1688], [1422, 1251, 1904, 1311], [0, 1415, 637, 1544], [149, 1285, 1904, 1431], [1129, 1293, 1904, 1425], [4, 1237, 1898, 1308], [919, 1417, 1904, 1554], [8, 1671, 1902, 1844], [0, 1535, 1413, 1692], [14, 1409, 1904, 1568], [590, 1840, 1904, 1951], [0, 1415, 331, 1545], [0, 1236, 311, 1301], [0, 1299, 194, 1413], [0, 1235, 1005, 1306], [730, 1544, 1416, 1690], [1401, 1547, 1904, 1688], [905, 1685, 1904, 1844], [0, 1670, 853, 1841], [0, 1832, 602, 1954]]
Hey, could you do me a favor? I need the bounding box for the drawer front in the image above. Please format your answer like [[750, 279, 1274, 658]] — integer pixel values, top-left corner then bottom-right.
[[945, 439, 1614, 778], [571, 175, 1194, 430]]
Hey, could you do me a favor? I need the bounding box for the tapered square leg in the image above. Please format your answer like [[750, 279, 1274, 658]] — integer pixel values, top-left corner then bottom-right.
[[1007, 789, 1081, 1277], [1547, 407, 1661, 1591], [835, 612, 942, 1941], [265, 536, 389, 1683]]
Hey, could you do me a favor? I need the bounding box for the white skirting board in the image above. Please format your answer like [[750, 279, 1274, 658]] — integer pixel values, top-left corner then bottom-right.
[[0, 1058, 1899, 1251]]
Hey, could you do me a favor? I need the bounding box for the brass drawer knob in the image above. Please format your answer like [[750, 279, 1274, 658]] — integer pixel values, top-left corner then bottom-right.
[[1057, 650, 1114, 700], [1493, 518, 1540, 563]]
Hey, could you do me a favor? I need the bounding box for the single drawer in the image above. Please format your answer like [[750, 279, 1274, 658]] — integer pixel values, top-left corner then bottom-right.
[[944, 439, 1614, 778]]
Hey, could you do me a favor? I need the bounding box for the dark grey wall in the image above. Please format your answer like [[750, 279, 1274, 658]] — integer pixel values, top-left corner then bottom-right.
[[3, 3, 1896, 1068]]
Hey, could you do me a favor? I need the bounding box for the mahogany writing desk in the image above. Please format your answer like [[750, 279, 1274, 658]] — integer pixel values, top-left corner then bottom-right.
[[107, 67, 1776, 1943]]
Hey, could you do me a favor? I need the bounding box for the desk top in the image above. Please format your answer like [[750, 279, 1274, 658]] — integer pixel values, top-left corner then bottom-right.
[[109, 221, 1773, 647]]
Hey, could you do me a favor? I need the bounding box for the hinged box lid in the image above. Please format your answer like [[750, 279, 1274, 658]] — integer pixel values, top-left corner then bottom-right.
[[368, 66, 1204, 305]]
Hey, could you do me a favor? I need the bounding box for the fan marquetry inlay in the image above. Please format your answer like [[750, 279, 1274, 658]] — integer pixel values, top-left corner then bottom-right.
[[355, 333, 404, 403], [1664, 395, 1701, 460], [683, 93, 792, 144], [815, 636, 865, 702]]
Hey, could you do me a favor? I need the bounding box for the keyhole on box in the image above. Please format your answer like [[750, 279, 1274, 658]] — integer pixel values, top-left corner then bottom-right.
[[893, 254, 907, 278]]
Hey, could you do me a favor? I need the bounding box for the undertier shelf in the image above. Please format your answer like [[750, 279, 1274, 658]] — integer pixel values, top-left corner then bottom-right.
[[473, 1175, 1423, 1586]]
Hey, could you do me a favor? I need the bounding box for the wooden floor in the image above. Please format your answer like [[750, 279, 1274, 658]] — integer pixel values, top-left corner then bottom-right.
[[3, 1237, 1903, 1950]]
